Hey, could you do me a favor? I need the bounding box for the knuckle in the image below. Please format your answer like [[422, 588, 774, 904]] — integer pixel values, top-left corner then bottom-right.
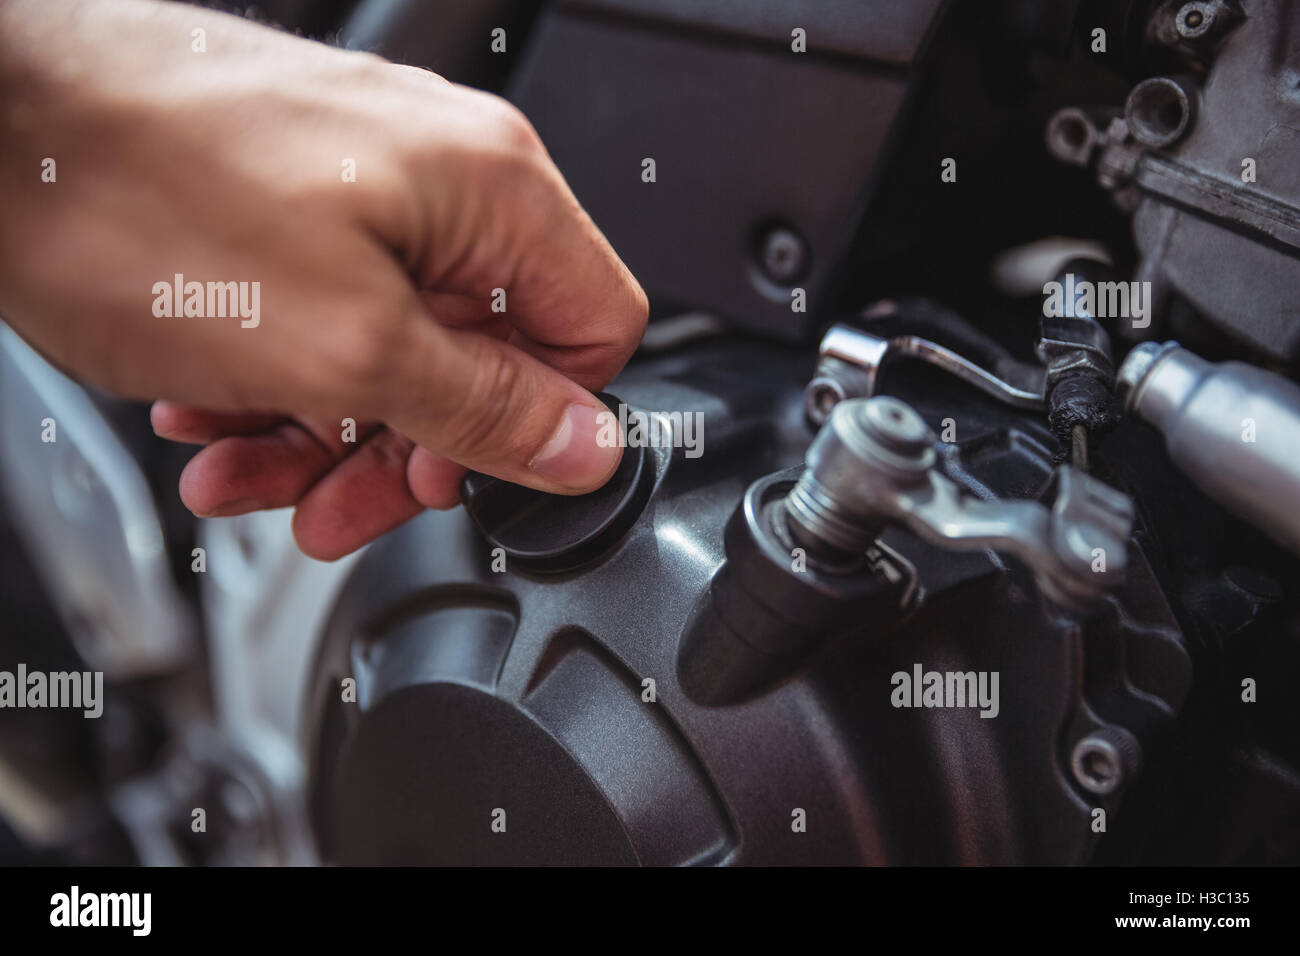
[[468, 93, 545, 160], [322, 311, 406, 406], [348, 50, 392, 78], [387, 61, 450, 87]]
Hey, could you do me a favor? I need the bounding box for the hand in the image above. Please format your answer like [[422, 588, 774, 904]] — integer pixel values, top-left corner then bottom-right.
[[0, 0, 647, 559]]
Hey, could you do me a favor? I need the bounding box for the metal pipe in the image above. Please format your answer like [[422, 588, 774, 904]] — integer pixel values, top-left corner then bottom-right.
[[1119, 341, 1300, 553]]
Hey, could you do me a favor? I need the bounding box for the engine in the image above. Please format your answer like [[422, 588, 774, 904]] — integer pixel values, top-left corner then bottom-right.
[[2, 0, 1298, 868]]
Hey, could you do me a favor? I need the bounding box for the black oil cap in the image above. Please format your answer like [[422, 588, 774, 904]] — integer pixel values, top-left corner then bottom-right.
[[459, 394, 655, 573]]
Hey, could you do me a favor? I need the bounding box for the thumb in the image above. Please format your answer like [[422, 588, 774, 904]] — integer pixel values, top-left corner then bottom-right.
[[385, 316, 624, 495]]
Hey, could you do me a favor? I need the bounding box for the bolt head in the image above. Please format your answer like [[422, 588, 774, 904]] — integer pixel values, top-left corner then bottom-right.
[[1176, 2, 1214, 39], [759, 227, 808, 286], [1070, 731, 1141, 796], [857, 396, 932, 456]]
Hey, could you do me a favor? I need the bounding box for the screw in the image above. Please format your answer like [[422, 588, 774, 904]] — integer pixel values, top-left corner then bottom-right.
[[1176, 2, 1214, 39], [1071, 729, 1140, 795], [759, 226, 809, 285]]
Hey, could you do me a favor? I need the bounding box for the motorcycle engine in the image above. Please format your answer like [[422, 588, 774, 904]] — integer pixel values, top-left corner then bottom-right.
[[2, 0, 1299, 867]]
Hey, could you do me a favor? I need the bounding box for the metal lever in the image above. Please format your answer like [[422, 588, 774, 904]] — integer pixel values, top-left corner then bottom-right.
[[784, 396, 1133, 610], [805, 324, 1047, 425]]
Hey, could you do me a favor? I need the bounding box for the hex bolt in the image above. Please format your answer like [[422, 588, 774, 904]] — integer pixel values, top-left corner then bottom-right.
[[1071, 728, 1142, 796], [1175, 2, 1214, 39], [759, 226, 809, 286]]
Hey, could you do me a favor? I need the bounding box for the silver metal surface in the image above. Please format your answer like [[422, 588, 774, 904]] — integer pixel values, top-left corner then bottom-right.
[[0, 324, 195, 676], [805, 324, 1046, 425], [196, 508, 367, 865], [1119, 341, 1300, 553], [1115, 340, 1181, 408], [787, 397, 1134, 609], [1047, 0, 1300, 358], [1070, 728, 1141, 796], [1124, 75, 1198, 149]]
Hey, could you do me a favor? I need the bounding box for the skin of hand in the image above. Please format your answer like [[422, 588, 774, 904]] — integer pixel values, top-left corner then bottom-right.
[[0, 0, 648, 560]]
